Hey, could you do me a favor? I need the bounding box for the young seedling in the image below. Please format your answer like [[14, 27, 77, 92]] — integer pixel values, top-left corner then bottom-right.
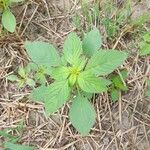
[[139, 31, 150, 56], [8, 28, 128, 135], [108, 70, 128, 102], [7, 66, 35, 88], [131, 13, 150, 28], [98, 0, 132, 39], [0, 125, 34, 150], [0, 0, 24, 32], [72, 1, 100, 31]]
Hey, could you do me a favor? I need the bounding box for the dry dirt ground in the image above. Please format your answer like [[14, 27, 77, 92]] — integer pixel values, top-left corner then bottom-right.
[[0, 0, 150, 150]]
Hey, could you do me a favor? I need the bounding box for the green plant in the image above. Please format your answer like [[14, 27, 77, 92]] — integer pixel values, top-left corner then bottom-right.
[[7, 28, 128, 135], [0, 126, 34, 150], [139, 30, 150, 56], [108, 70, 128, 102], [131, 13, 150, 28], [0, 0, 24, 32], [72, 0, 100, 31], [100, 0, 131, 39], [7, 66, 35, 88]]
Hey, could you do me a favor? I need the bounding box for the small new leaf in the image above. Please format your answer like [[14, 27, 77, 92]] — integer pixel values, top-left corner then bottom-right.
[[35, 72, 46, 84], [143, 32, 150, 42], [111, 70, 128, 91], [26, 78, 35, 87], [69, 74, 77, 87], [69, 95, 96, 135], [139, 41, 150, 56], [139, 31, 150, 56], [18, 67, 26, 78], [6, 75, 18, 82], [111, 89, 120, 102]]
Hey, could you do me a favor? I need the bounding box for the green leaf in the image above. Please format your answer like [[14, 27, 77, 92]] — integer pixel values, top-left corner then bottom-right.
[[139, 41, 150, 56], [78, 71, 109, 93], [111, 71, 128, 91], [82, 92, 93, 100], [82, 0, 89, 5], [0, 131, 15, 140], [17, 79, 25, 88], [72, 14, 81, 29], [4, 142, 34, 150], [51, 67, 70, 81], [27, 63, 38, 71], [113, 78, 128, 91], [143, 32, 150, 42], [26, 79, 35, 87], [25, 41, 61, 67], [18, 67, 26, 78], [76, 57, 87, 70], [68, 74, 77, 87], [63, 32, 82, 65], [110, 89, 120, 102], [82, 28, 101, 57], [60, 55, 67, 66], [86, 50, 128, 76], [33, 66, 49, 84], [146, 90, 150, 97], [69, 95, 96, 135], [147, 80, 150, 87], [35, 72, 46, 84], [131, 13, 150, 27], [120, 70, 128, 80], [24, 65, 31, 74], [2, 9, 16, 33], [44, 80, 70, 114], [44, 67, 52, 75], [6, 75, 18, 81], [102, 18, 117, 38], [31, 86, 48, 102], [69, 56, 87, 69]]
